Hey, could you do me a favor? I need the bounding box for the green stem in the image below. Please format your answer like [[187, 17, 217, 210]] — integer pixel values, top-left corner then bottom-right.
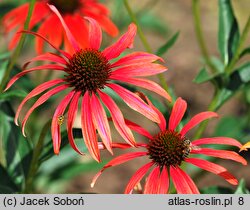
[[123, 0, 169, 92], [192, 0, 218, 74], [225, 15, 250, 76], [23, 120, 50, 193], [0, 0, 36, 92]]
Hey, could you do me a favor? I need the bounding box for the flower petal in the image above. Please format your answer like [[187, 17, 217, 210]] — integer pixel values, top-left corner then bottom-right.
[[48, 4, 80, 52], [21, 30, 71, 59], [185, 158, 238, 185], [125, 162, 154, 194], [91, 93, 112, 154], [168, 97, 187, 131], [144, 166, 160, 194], [180, 112, 218, 136], [67, 91, 84, 155], [170, 166, 199, 194], [91, 152, 148, 188], [240, 141, 250, 152], [51, 91, 75, 154], [15, 79, 64, 125], [192, 137, 243, 149], [85, 17, 102, 50], [124, 119, 153, 139], [81, 91, 100, 162], [98, 90, 135, 146], [158, 166, 169, 194], [144, 166, 169, 194], [111, 63, 167, 77], [103, 23, 137, 60], [136, 92, 167, 131], [23, 52, 67, 69], [107, 84, 160, 123], [111, 52, 164, 68], [110, 76, 171, 102], [64, 14, 89, 51], [4, 64, 65, 91], [191, 148, 247, 165], [21, 84, 68, 137], [35, 15, 63, 54]]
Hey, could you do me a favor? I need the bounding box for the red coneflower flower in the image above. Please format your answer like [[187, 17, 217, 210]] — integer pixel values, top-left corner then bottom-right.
[[91, 97, 247, 193], [4, 5, 171, 162], [3, 0, 118, 53]]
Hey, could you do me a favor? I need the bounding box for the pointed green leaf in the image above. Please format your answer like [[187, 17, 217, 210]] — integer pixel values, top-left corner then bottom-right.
[[240, 47, 250, 58], [156, 31, 180, 56], [235, 179, 250, 194], [218, 0, 240, 65]]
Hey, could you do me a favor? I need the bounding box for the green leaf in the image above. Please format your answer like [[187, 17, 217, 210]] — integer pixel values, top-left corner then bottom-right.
[[0, 101, 32, 188], [235, 179, 250, 194], [0, 90, 27, 102], [218, 0, 240, 65], [193, 67, 224, 85], [156, 31, 180, 56], [240, 47, 250, 58], [214, 116, 246, 140], [0, 164, 19, 193], [214, 62, 250, 110]]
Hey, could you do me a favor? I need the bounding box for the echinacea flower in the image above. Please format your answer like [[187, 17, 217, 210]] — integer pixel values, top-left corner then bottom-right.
[[91, 97, 247, 193], [3, 0, 118, 53], [4, 5, 171, 162]]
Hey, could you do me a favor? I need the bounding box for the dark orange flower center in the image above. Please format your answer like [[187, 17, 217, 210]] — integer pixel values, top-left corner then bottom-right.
[[147, 130, 191, 167], [49, 0, 81, 14], [65, 49, 111, 93]]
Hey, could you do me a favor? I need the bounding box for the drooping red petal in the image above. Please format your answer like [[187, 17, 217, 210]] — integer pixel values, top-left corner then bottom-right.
[[111, 52, 164, 68], [63, 14, 89, 53], [158, 166, 169, 194], [91, 93, 112, 154], [192, 137, 243, 149], [98, 142, 133, 150], [51, 91, 75, 154], [107, 84, 160, 123], [21, 30, 71, 59], [137, 92, 167, 132], [185, 158, 238, 185], [21, 84, 68, 137], [180, 112, 218, 136], [110, 75, 171, 102], [124, 119, 153, 139], [23, 52, 67, 69], [4, 64, 65, 91], [98, 90, 135, 146], [144, 166, 160, 194], [144, 166, 169, 194], [67, 91, 84, 155], [84, 9, 118, 37], [103, 23, 137, 60], [91, 152, 148, 188], [125, 162, 154, 194], [170, 166, 199, 194], [15, 79, 64, 125], [48, 4, 80, 52], [81, 92, 100, 162], [168, 97, 187, 131], [35, 15, 63, 54], [111, 63, 167, 77], [85, 17, 102, 50], [191, 148, 247, 165]]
